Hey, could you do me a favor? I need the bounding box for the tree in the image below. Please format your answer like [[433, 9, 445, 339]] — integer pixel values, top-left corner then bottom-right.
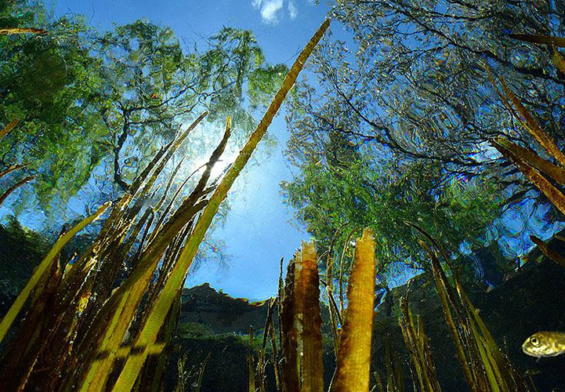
[[0, 1, 99, 212], [283, 0, 565, 284], [288, 0, 565, 194], [90, 23, 286, 191], [0, 1, 286, 225], [283, 132, 504, 284]]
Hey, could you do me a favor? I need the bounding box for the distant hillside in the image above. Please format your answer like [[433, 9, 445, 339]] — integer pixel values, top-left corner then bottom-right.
[[180, 283, 273, 335]]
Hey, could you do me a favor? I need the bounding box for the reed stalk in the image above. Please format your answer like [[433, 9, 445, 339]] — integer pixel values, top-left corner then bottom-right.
[[333, 228, 377, 392]]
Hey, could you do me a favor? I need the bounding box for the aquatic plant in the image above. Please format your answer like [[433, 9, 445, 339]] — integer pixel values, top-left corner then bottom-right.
[[371, 38, 565, 392], [248, 326, 257, 392], [174, 350, 210, 392], [254, 299, 278, 392], [0, 7, 47, 36], [0, 17, 330, 392], [398, 296, 441, 392], [0, 27, 46, 35], [110, 19, 330, 392], [279, 243, 318, 392], [0, 201, 110, 344], [406, 224, 530, 392], [332, 229, 377, 391], [263, 226, 529, 392], [269, 228, 377, 392]]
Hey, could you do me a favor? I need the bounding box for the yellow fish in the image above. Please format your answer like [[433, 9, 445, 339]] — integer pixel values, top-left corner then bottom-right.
[[522, 332, 565, 358]]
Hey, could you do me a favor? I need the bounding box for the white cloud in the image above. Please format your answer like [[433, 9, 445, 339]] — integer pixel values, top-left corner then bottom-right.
[[288, 0, 298, 20], [262, 0, 284, 23], [252, 0, 299, 25]]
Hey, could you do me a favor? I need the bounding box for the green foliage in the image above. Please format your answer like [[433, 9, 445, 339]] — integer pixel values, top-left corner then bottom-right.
[[286, 1, 565, 243], [283, 142, 503, 279], [0, 2, 286, 224], [282, 0, 565, 285], [0, 2, 100, 208]]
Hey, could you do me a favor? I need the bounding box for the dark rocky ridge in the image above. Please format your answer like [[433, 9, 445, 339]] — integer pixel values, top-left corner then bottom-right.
[[180, 283, 274, 335]]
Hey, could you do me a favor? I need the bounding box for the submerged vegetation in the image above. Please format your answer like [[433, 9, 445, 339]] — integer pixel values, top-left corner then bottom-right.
[[0, 1, 329, 390], [2, 0, 565, 391]]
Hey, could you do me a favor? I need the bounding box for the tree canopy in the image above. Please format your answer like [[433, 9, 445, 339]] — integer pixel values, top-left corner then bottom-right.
[[0, 0, 286, 227], [288, 0, 565, 187], [283, 131, 504, 281], [283, 0, 565, 283]]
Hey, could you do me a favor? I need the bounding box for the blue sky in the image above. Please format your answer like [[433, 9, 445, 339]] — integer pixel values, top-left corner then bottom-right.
[[46, 0, 332, 300]]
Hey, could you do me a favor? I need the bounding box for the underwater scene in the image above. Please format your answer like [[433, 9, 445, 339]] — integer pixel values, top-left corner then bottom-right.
[[2, 0, 565, 391]]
